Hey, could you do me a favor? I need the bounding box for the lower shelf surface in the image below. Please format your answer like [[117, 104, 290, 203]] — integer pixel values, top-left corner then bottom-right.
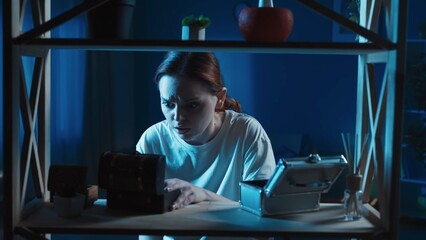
[[16, 200, 383, 238]]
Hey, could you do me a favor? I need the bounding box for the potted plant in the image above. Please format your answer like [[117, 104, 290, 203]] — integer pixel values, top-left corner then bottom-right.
[[86, 0, 136, 39], [181, 15, 211, 41], [347, 0, 360, 24], [53, 182, 86, 217], [238, 0, 294, 42], [48, 165, 88, 217]]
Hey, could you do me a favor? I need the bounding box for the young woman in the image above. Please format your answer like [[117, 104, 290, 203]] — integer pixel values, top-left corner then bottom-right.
[[136, 51, 276, 211]]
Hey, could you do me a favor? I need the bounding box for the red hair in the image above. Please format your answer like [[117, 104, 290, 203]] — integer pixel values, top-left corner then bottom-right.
[[154, 52, 241, 113]]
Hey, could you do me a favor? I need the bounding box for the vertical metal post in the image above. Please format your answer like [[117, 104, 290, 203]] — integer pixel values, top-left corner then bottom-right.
[[385, 0, 407, 239], [3, 0, 22, 239], [3, 0, 51, 239], [39, 0, 52, 204]]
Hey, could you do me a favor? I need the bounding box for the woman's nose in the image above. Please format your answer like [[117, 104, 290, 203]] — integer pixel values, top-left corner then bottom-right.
[[173, 106, 186, 121]]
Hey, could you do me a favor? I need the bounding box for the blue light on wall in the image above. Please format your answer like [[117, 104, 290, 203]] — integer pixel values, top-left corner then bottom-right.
[[132, 0, 357, 156], [2, 1, 360, 169], [50, 1, 87, 165]]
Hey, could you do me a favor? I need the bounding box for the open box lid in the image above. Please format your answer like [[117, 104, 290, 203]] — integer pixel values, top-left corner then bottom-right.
[[264, 155, 347, 197]]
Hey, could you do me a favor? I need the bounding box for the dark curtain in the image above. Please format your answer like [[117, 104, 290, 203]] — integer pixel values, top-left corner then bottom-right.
[[50, 1, 155, 185], [50, 1, 87, 167], [48, 1, 139, 184], [83, 51, 137, 184]]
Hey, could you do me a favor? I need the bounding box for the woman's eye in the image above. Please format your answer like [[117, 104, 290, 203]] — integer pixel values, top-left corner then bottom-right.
[[187, 103, 199, 109], [162, 101, 175, 109]]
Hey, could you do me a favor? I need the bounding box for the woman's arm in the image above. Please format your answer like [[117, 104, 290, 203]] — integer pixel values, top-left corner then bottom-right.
[[164, 178, 235, 210]]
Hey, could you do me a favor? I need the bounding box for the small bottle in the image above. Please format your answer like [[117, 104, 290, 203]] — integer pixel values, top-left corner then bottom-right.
[[343, 174, 363, 221]]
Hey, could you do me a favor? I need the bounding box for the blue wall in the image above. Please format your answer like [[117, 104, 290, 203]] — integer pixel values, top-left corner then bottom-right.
[[1, 1, 425, 239], [0, 1, 405, 239], [407, 0, 426, 39], [0, 1, 361, 180], [0, 0, 360, 194], [132, 0, 358, 156]]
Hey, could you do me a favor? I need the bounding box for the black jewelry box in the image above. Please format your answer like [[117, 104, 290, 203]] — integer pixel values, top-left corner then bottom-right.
[[98, 151, 178, 213]]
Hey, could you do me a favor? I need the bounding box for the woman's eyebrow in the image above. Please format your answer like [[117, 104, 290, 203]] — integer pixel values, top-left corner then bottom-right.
[[161, 95, 176, 102], [183, 97, 200, 102], [161, 95, 200, 103]]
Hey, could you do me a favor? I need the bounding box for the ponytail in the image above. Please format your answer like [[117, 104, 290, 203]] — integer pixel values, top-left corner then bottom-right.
[[224, 97, 242, 113]]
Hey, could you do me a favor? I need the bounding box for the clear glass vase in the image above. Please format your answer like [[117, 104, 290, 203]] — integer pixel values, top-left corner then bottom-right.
[[343, 174, 363, 221]]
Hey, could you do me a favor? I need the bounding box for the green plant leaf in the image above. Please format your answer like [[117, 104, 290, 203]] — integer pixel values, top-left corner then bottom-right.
[[182, 15, 211, 28]]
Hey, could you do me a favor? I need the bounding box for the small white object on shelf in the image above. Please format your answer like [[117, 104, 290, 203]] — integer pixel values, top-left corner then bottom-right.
[[181, 26, 205, 41], [259, 0, 274, 7], [53, 193, 85, 218]]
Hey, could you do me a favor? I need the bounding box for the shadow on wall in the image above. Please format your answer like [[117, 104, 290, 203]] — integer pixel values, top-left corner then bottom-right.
[[251, 54, 358, 155], [216, 53, 358, 156], [216, 50, 359, 157]]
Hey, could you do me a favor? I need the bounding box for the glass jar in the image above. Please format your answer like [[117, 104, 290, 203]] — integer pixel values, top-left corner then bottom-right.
[[343, 174, 363, 221]]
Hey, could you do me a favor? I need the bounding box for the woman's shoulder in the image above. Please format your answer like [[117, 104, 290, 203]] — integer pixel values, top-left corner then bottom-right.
[[226, 110, 262, 127], [141, 120, 170, 138], [137, 120, 174, 153], [223, 110, 266, 138], [222, 110, 270, 144], [137, 120, 174, 149]]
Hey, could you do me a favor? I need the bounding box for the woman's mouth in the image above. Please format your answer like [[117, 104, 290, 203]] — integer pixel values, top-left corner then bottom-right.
[[175, 127, 190, 135]]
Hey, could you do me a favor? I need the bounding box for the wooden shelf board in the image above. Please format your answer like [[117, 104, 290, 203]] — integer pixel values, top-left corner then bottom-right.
[[15, 201, 382, 238], [18, 39, 389, 55]]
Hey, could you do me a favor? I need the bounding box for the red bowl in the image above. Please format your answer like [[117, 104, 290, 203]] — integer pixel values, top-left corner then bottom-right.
[[239, 7, 294, 42]]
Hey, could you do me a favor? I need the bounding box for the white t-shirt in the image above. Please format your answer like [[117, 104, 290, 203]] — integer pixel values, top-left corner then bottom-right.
[[136, 110, 276, 201]]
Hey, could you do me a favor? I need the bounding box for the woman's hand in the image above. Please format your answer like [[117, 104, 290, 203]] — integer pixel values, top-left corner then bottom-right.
[[164, 178, 233, 210]]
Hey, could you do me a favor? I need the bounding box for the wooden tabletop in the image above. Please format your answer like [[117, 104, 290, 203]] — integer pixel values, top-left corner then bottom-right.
[[16, 200, 382, 238]]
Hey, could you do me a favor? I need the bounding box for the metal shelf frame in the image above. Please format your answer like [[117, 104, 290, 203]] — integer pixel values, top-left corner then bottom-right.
[[2, 0, 407, 239]]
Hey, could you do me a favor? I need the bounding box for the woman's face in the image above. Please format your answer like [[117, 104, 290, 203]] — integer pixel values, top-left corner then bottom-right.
[[158, 75, 224, 145]]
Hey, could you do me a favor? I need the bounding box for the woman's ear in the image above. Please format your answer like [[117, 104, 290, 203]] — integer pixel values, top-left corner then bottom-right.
[[216, 87, 227, 111]]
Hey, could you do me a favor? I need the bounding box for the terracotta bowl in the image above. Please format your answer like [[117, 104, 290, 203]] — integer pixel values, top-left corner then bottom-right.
[[239, 7, 294, 42]]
